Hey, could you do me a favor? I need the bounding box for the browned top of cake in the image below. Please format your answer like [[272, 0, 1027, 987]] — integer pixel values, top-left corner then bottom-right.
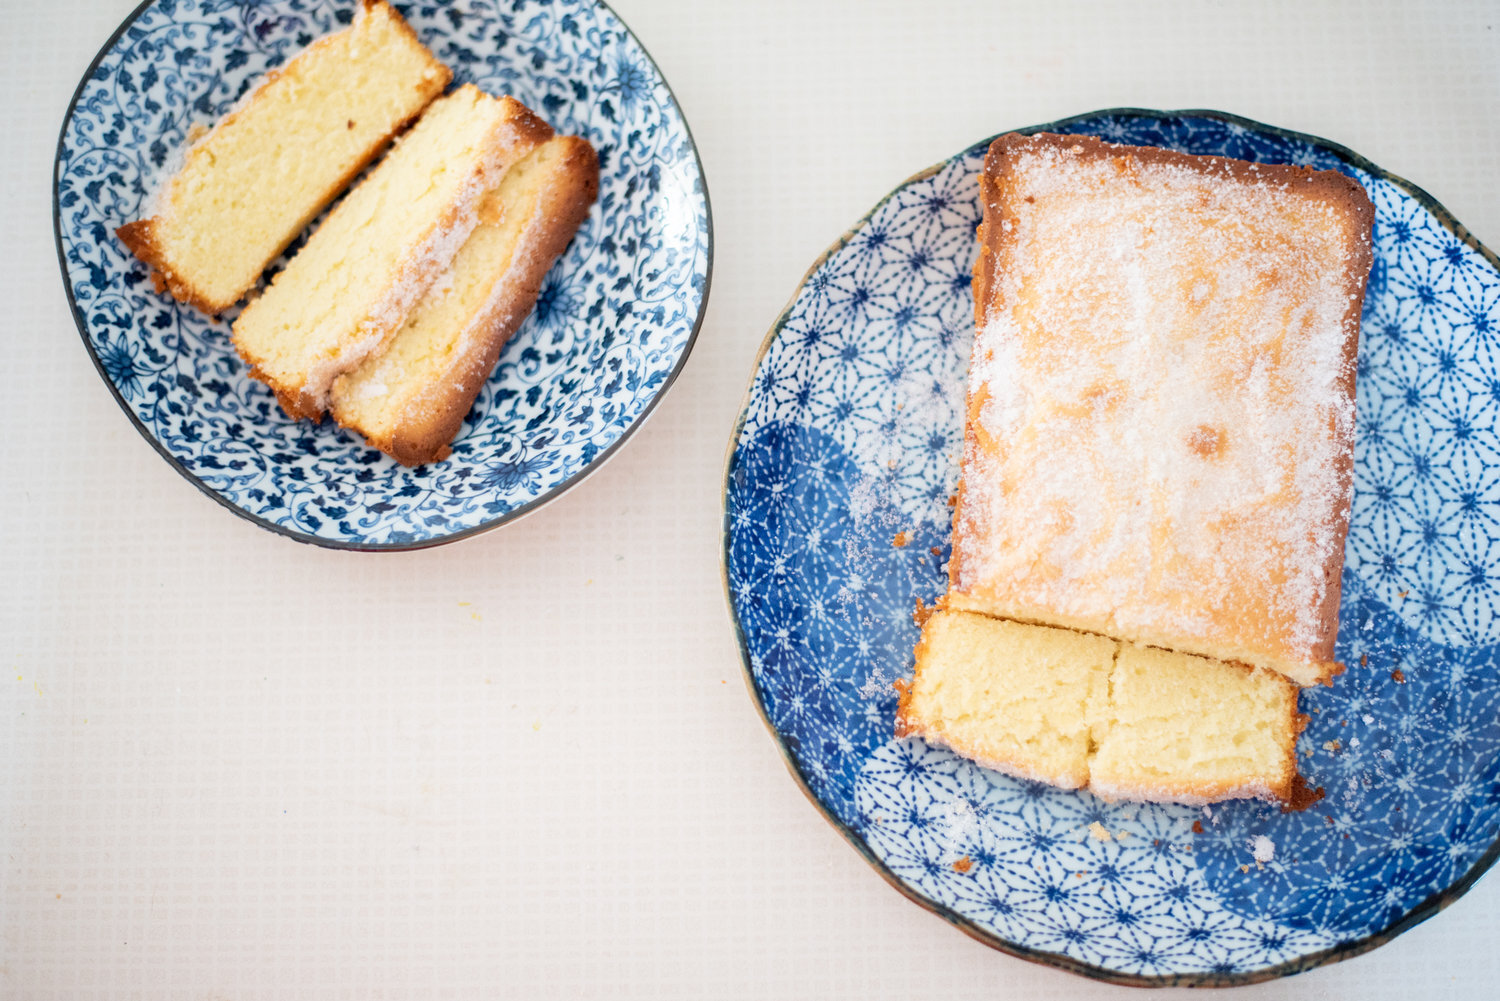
[[948, 132, 1373, 686]]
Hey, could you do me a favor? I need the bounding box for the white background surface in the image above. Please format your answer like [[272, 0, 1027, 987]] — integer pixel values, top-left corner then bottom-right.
[[6, 0, 1500, 996]]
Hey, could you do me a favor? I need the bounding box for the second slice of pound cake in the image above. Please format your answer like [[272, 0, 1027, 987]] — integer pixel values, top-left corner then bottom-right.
[[117, 0, 450, 314], [232, 87, 552, 421], [949, 133, 1373, 687], [897, 610, 1305, 804], [329, 133, 600, 465]]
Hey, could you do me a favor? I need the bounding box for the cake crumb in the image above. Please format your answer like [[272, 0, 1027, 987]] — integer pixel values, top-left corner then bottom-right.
[[1398, 589, 1409, 598], [952, 856, 973, 873], [1392, 668, 1406, 683], [1284, 776, 1325, 812], [892, 531, 910, 548], [946, 494, 958, 507], [930, 546, 943, 557], [1088, 822, 1111, 842], [1323, 739, 1342, 753], [1360, 653, 1369, 667], [1240, 864, 1251, 874], [1191, 821, 1204, 834], [913, 597, 935, 626]]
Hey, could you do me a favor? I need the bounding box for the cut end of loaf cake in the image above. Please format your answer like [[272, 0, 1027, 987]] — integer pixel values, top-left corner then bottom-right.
[[330, 133, 599, 464], [897, 610, 1305, 804], [232, 86, 550, 421], [950, 132, 1373, 687], [896, 610, 1114, 789], [117, 0, 450, 314], [1089, 644, 1304, 804]]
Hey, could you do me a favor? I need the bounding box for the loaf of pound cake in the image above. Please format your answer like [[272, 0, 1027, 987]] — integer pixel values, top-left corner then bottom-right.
[[231, 86, 552, 421], [117, 0, 450, 314], [899, 132, 1372, 804], [330, 133, 599, 465], [954, 133, 1372, 689]]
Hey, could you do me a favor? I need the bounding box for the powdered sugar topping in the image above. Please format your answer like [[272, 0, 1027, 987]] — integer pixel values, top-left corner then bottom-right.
[[956, 139, 1366, 674]]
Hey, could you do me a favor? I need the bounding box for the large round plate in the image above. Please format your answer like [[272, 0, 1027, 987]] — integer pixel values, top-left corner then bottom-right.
[[56, 0, 711, 549], [722, 109, 1500, 985]]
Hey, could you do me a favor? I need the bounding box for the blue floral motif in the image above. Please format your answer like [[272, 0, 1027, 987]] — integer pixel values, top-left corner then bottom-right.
[[724, 111, 1500, 982], [57, 0, 709, 547]]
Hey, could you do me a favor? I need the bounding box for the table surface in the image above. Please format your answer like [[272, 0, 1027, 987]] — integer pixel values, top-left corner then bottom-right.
[[7, 0, 1500, 997]]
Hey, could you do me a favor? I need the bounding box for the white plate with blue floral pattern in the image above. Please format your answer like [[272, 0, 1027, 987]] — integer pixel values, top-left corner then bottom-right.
[[723, 109, 1500, 986], [55, 0, 710, 550]]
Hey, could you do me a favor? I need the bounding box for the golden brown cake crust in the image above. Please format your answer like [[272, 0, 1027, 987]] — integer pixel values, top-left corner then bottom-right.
[[114, 0, 451, 316], [340, 135, 599, 466], [115, 218, 224, 316], [958, 132, 1373, 686]]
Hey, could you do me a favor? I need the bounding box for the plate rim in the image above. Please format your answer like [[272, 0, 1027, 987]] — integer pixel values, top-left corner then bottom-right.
[[54, 0, 715, 552], [718, 107, 1500, 987]]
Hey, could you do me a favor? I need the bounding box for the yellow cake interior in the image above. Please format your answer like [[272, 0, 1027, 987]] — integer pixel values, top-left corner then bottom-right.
[[898, 611, 1114, 789], [898, 609, 1301, 803], [1089, 644, 1300, 802], [137, 0, 447, 310]]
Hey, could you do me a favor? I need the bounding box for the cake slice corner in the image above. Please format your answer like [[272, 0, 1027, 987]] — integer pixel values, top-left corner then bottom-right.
[[115, 0, 450, 315]]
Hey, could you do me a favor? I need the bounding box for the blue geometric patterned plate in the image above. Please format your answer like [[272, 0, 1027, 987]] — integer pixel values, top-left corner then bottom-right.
[[55, 0, 710, 549], [722, 109, 1500, 985]]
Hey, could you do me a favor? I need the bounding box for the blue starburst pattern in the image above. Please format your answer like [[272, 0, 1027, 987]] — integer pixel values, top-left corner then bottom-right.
[[724, 111, 1500, 983], [56, 0, 709, 547]]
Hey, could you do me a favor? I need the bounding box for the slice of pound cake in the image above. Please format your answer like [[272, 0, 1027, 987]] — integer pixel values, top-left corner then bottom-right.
[[895, 611, 1114, 790], [950, 133, 1373, 686], [232, 87, 553, 421], [117, 0, 450, 314], [1089, 644, 1304, 804], [897, 610, 1305, 804], [329, 133, 599, 465]]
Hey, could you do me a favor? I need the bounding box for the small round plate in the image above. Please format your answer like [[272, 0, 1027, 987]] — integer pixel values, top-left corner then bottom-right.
[[722, 109, 1500, 985], [56, 0, 711, 549]]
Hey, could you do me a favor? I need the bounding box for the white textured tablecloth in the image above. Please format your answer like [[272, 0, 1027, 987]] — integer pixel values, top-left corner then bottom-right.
[[6, 1, 1500, 996]]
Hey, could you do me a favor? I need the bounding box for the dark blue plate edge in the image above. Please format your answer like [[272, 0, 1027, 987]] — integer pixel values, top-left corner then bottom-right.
[[718, 107, 1500, 988], [53, 0, 715, 553]]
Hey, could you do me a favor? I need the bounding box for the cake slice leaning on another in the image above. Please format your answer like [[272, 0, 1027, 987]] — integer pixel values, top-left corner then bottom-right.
[[329, 133, 600, 465], [117, 0, 450, 314], [232, 87, 553, 421]]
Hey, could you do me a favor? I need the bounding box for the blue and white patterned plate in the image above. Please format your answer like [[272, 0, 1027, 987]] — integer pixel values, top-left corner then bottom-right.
[[55, 0, 710, 549], [722, 110, 1500, 985]]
